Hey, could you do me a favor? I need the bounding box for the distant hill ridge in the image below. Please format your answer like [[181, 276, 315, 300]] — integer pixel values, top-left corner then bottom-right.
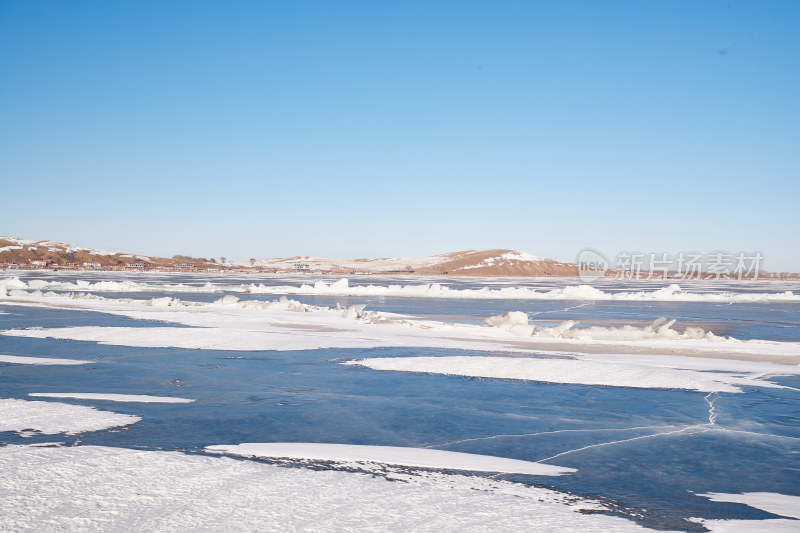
[[0, 236, 578, 276], [0, 236, 214, 270], [247, 249, 579, 277]]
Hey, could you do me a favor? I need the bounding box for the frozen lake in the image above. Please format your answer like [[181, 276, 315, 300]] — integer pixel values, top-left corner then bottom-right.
[[2, 272, 799, 531]]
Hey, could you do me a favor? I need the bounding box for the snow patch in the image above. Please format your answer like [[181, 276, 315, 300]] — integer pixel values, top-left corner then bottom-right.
[[342, 354, 799, 393], [698, 492, 800, 519], [0, 355, 92, 365], [28, 393, 194, 403], [694, 492, 800, 531], [0, 398, 140, 435], [206, 442, 574, 476]]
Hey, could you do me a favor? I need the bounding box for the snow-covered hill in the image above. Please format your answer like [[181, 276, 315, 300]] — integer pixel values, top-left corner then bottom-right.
[[247, 249, 578, 276], [0, 236, 213, 269]]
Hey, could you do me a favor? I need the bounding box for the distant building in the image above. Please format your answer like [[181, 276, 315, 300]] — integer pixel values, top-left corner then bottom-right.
[[29, 259, 50, 268], [126, 262, 146, 270], [83, 261, 102, 269], [293, 263, 310, 272]]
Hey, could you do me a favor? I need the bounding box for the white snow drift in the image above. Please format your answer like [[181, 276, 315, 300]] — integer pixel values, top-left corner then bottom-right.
[[243, 279, 800, 303], [3, 290, 799, 361], [206, 443, 573, 476], [3, 275, 800, 303], [483, 313, 729, 341]]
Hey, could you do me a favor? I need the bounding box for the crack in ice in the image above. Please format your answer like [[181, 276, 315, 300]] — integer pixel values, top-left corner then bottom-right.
[[707, 428, 800, 442], [704, 392, 719, 425], [537, 425, 711, 464], [422, 425, 683, 449]]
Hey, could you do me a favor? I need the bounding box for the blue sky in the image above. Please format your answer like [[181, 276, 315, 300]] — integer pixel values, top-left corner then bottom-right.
[[1, 1, 798, 269]]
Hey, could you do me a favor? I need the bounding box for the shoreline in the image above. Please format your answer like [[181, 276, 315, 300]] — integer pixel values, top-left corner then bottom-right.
[[3, 267, 800, 282]]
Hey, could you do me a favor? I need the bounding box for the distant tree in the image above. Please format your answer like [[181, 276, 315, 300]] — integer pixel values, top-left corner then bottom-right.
[[220, 256, 227, 264], [250, 258, 256, 266]]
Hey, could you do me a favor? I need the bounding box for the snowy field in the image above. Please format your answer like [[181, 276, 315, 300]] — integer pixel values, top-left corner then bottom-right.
[[1, 272, 800, 531]]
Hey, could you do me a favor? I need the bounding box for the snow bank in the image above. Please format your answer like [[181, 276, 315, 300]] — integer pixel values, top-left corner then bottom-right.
[[3, 276, 800, 303], [483, 314, 728, 342], [0, 398, 140, 435], [342, 354, 799, 393], [0, 445, 653, 531], [28, 393, 194, 403], [0, 354, 92, 365], [4, 289, 799, 359], [0, 276, 222, 295], [206, 443, 573, 476], [245, 279, 800, 303]]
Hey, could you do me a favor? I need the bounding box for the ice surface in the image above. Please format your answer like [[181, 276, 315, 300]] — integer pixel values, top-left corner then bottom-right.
[[0, 445, 656, 531], [0, 354, 92, 365], [206, 442, 574, 476], [0, 398, 140, 435], [28, 393, 194, 403], [343, 354, 800, 392]]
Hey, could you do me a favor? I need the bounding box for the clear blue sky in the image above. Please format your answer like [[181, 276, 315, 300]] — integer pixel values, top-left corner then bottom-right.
[[1, 1, 798, 269]]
